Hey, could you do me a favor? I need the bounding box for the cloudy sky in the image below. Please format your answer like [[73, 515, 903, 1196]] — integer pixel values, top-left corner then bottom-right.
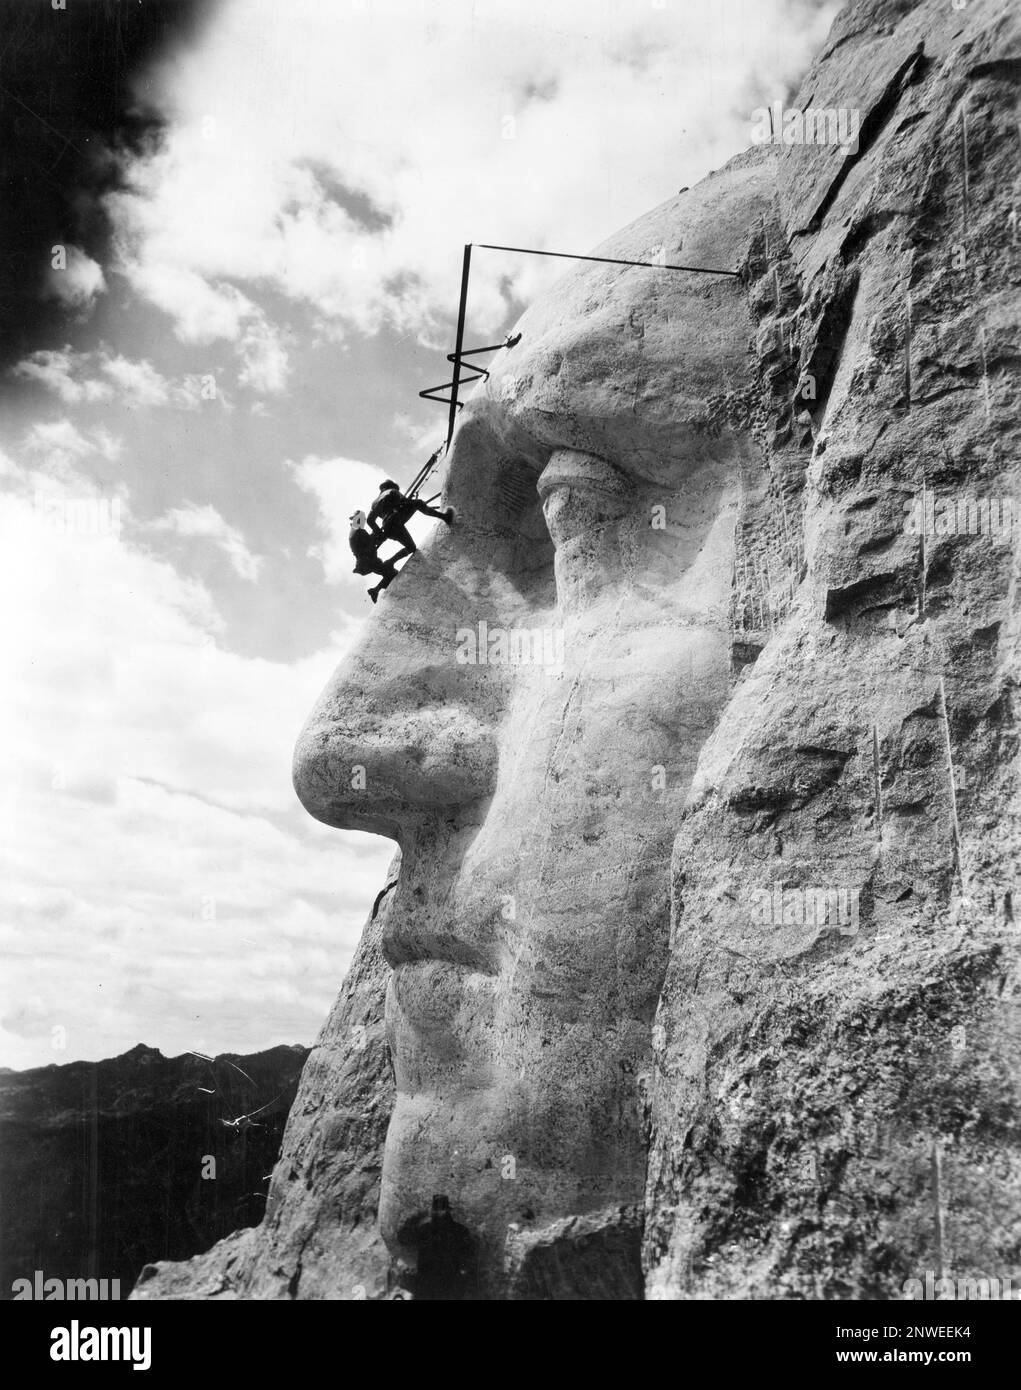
[[0, 0, 837, 1070]]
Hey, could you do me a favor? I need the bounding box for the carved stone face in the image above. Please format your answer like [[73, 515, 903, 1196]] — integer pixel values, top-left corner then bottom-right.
[[294, 150, 776, 1292]]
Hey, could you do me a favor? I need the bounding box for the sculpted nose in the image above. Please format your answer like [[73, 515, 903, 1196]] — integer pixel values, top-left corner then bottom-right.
[[292, 625, 499, 842], [293, 405, 549, 842]]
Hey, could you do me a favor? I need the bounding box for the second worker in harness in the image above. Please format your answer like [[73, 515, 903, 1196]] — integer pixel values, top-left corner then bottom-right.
[[349, 511, 399, 604]]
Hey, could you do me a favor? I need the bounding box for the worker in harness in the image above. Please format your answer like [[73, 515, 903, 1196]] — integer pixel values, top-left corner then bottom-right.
[[349, 510, 399, 604], [368, 454, 454, 565]]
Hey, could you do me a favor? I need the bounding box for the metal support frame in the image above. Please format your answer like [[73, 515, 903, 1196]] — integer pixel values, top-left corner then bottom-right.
[[413, 239, 738, 495]]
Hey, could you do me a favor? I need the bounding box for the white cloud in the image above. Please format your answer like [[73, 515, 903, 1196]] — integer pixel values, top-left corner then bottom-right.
[[107, 0, 837, 347], [12, 349, 114, 405], [393, 410, 447, 456], [123, 261, 258, 344], [0, 455, 388, 1068], [238, 317, 290, 394], [23, 418, 96, 461], [90, 425, 124, 462], [12, 346, 210, 410], [44, 245, 106, 315], [149, 502, 263, 581], [100, 354, 172, 407], [21, 418, 124, 474]]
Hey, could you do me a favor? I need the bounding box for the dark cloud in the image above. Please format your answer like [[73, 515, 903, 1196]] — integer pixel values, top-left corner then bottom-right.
[[0, 0, 211, 368], [297, 160, 395, 234]]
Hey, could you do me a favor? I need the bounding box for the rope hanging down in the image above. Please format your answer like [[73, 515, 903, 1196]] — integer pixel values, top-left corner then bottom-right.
[[411, 240, 738, 497]]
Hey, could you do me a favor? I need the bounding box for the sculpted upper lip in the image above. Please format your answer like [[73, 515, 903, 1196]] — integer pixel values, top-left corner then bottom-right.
[[390, 955, 495, 977], [382, 917, 499, 975]]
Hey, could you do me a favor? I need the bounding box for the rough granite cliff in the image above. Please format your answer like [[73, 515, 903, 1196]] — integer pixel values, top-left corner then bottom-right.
[[134, 0, 1020, 1300]]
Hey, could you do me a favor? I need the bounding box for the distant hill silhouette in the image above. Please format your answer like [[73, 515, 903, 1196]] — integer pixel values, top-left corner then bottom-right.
[[0, 1043, 308, 1298]]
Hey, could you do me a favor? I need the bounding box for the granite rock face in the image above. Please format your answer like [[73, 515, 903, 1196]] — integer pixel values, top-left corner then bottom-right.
[[134, 0, 1019, 1300], [644, 0, 1021, 1298]]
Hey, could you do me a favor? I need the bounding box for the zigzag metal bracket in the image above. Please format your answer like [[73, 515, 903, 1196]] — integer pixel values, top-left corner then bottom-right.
[[418, 337, 521, 407]]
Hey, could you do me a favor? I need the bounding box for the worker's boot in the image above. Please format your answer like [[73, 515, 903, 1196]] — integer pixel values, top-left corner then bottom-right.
[[443, 508, 455, 526]]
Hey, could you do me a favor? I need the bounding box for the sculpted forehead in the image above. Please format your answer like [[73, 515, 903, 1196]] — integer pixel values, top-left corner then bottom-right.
[[468, 146, 778, 481]]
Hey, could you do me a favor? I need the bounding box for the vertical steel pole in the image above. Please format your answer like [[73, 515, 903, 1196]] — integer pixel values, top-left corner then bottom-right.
[[446, 244, 472, 452]]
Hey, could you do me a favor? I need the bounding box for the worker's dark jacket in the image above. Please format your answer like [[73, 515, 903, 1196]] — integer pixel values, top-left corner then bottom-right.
[[349, 527, 379, 574], [368, 489, 414, 530]]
